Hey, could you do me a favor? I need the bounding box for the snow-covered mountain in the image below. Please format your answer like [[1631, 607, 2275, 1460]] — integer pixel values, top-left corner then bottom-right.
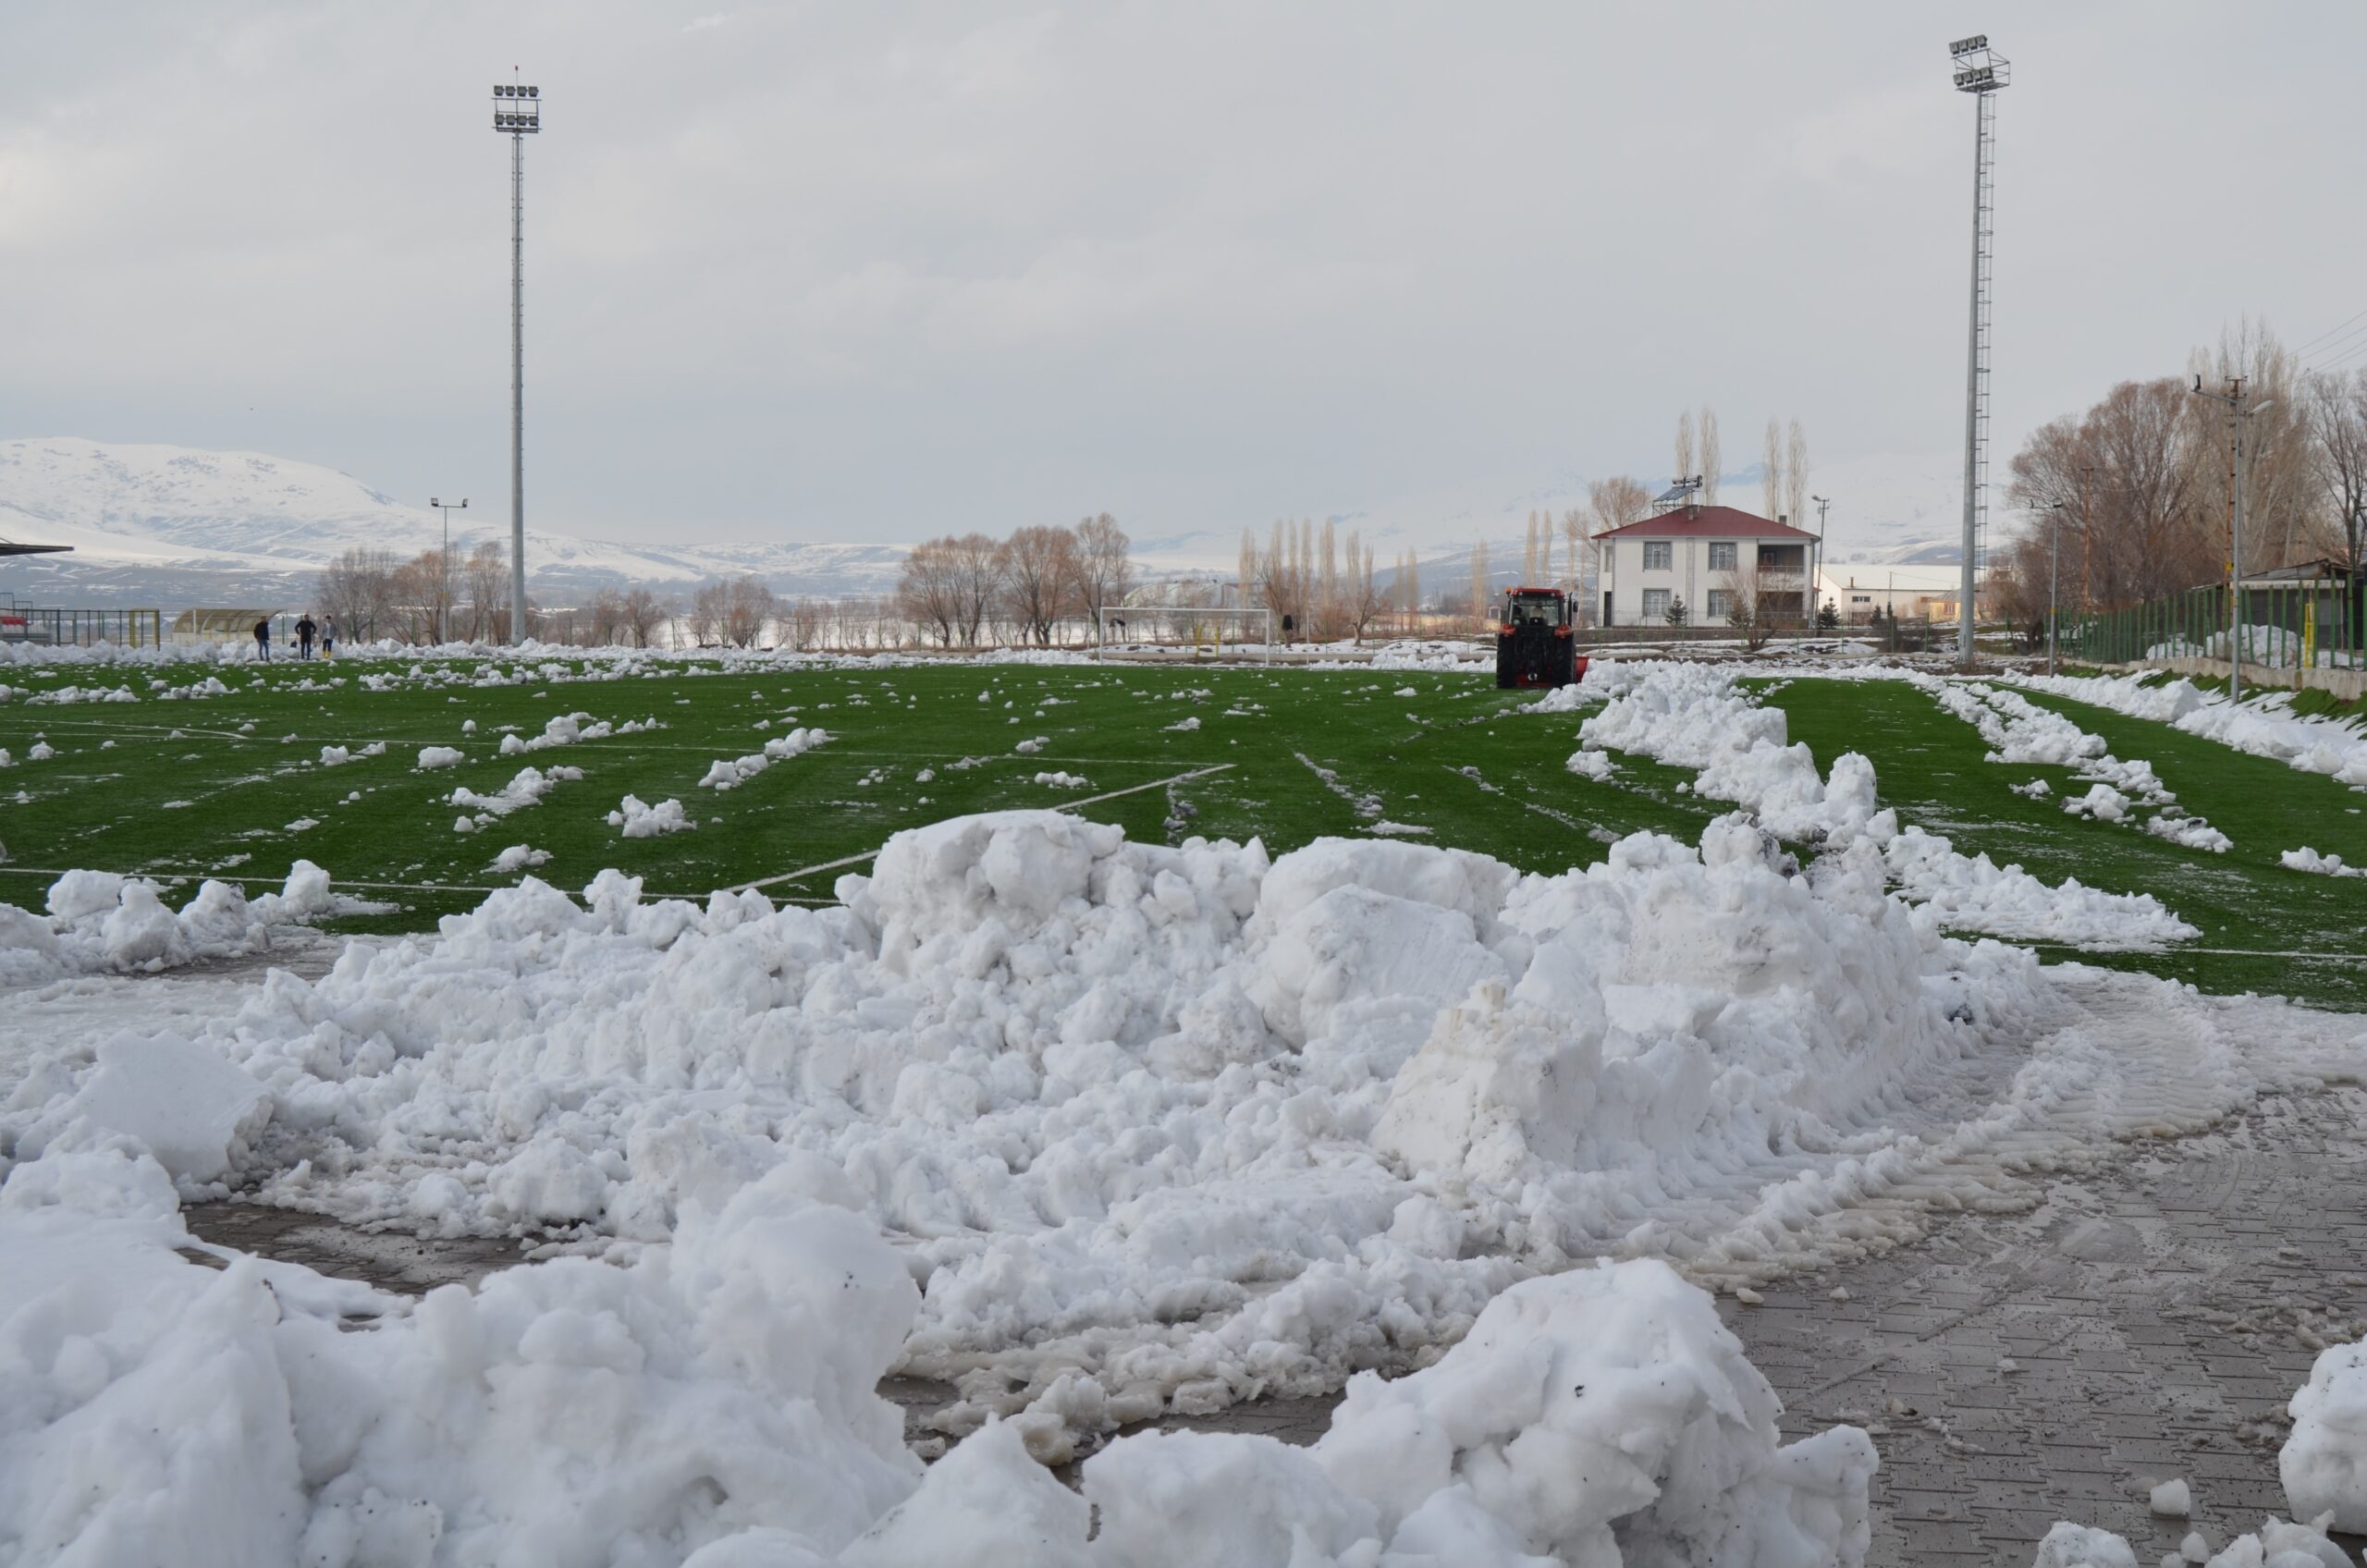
[[0, 438, 909, 609], [0, 435, 1991, 612]]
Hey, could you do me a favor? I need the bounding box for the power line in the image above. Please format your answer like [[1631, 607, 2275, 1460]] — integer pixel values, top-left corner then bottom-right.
[[2294, 305, 2367, 355]]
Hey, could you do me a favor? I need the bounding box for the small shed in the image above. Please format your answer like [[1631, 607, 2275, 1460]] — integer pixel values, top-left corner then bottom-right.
[[170, 608, 283, 646]]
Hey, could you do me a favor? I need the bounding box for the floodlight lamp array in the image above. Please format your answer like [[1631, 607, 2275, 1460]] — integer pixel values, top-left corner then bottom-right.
[[491, 83, 543, 132], [1946, 36, 2008, 93]]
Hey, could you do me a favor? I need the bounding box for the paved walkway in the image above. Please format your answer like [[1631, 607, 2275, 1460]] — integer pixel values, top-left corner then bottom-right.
[[183, 1084, 2367, 1564]]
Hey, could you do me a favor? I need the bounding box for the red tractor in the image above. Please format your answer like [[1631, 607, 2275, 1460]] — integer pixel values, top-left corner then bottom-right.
[[1494, 587, 1587, 690]]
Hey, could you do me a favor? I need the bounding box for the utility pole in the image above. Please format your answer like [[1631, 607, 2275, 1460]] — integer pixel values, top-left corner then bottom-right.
[[430, 497, 469, 643], [2046, 501, 2065, 676], [2077, 463, 2093, 612], [491, 78, 541, 644], [2189, 375, 2275, 703], [1811, 495, 1831, 538]]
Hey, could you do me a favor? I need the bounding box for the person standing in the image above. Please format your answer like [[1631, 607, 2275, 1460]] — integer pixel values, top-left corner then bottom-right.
[[253, 616, 271, 662], [295, 613, 317, 661], [323, 615, 337, 660]]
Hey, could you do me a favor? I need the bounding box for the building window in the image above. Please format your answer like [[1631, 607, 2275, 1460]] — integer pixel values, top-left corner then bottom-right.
[[1851, 594, 1870, 604], [1707, 542, 1736, 571], [1642, 541, 1673, 570], [1705, 589, 1732, 619], [1641, 588, 1672, 621]]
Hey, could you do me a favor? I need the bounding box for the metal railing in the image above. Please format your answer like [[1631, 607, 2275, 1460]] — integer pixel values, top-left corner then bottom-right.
[[2059, 582, 2362, 670], [0, 604, 165, 648]]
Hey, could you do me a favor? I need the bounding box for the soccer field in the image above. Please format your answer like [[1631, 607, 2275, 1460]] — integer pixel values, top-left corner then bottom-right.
[[5, 651, 2364, 1008]]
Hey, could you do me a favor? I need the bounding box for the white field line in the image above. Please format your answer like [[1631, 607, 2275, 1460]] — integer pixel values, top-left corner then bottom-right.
[[728, 763, 1236, 892], [7, 718, 1196, 771], [0, 865, 834, 905]]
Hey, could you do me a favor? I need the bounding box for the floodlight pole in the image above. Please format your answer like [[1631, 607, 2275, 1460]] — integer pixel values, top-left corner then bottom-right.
[[1949, 34, 2008, 668], [2188, 376, 2275, 702], [430, 496, 469, 643], [491, 79, 541, 645], [1811, 495, 1831, 538]]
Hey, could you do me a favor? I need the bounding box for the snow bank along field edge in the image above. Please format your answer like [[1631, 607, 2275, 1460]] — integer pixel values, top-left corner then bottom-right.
[[6, 644, 2367, 1564]]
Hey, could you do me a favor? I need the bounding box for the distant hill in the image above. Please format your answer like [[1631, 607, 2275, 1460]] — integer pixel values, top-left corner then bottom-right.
[[0, 435, 1993, 612], [0, 438, 908, 610]]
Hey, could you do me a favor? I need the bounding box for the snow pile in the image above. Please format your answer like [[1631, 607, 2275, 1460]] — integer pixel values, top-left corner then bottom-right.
[[697, 726, 831, 790], [3, 808, 2131, 1444], [449, 763, 583, 819], [2283, 1334, 2367, 1532], [2030, 1516, 2348, 1568], [1014, 735, 1050, 754], [0, 1149, 1874, 1566], [1033, 770, 1091, 789], [416, 745, 464, 769], [1085, 1259, 1875, 1567], [2009, 671, 2367, 790], [0, 862, 339, 986], [1574, 664, 2193, 947], [2282, 847, 2367, 879], [1878, 828, 2197, 948], [1579, 662, 1876, 843], [498, 710, 662, 755], [491, 844, 553, 874], [2062, 783, 2130, 822], [608, 794, 694, 837], [1915, 676, 2229, 852], [2202, 622, 2306, 668], [1566, 749, 1618, 779]]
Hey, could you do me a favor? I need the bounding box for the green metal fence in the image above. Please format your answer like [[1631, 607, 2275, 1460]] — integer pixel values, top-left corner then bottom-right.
[[0, 605, 165, 648], [2063, 581, 2362, 670]]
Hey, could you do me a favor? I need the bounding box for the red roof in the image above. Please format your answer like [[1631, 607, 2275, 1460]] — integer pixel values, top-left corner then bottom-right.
[[1592, 505, 1821, 542]]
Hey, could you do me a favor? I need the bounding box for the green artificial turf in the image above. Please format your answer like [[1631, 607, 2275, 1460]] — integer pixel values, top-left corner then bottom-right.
[[5, 654, 2362, 1011]]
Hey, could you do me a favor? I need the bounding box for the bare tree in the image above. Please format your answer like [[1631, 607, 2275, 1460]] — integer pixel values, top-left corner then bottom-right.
[[621, 588, 669, 648], [387, 551, 443, 643], [583, 589, 625, 647], [1587, 477, 1653, 626], [1559, 508, 1585, 594], [938, 533, 1002, 645], [463, 542, 509, 641], [720, 576, 775, 647], [1785, 418, 1809, 534], [2308, 368, 2367, 583], [1339, 533, 1385, 642], [687, 581, 729, 646], [315, 547, 399, 643], [1674, 410, 1695, 490], [1761, 418, 1784, 521], [996, 525, 1081, 645], [1254, 519, 1315, 643], [898, 539, 962, 647], [1522, 511, 1540, 586], [2010, 379, 2212, 609], [786, 596, 826, 652], [1469, 538, 1490, 626], [1717, 568, 1773, 651], [1699, 407, 1723, 505], [1072, 513, 1135, 626]]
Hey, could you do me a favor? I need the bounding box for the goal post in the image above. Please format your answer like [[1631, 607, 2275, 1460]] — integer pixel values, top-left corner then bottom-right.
[[1094, 605, 1273, 666]]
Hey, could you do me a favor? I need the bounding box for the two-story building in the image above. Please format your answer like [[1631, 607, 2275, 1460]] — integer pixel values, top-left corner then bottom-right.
[[1594, 505, 1822, 628]]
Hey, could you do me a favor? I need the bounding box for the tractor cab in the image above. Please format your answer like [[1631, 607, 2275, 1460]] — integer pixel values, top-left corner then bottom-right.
[[1494, 587, 1585, 689]]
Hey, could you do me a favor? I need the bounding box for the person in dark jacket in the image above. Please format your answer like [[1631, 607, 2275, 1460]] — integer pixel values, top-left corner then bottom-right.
[[295, 614, 317, 660], [253, 617, 271, 661]]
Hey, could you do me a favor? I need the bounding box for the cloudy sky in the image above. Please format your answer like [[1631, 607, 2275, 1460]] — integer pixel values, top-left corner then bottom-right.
[[4, 1, 2362, 547]]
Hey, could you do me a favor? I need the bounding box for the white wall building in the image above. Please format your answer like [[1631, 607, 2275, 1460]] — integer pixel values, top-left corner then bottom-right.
[[1593, 506, 1821, 629], [1815, 564, 1966, 623]]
